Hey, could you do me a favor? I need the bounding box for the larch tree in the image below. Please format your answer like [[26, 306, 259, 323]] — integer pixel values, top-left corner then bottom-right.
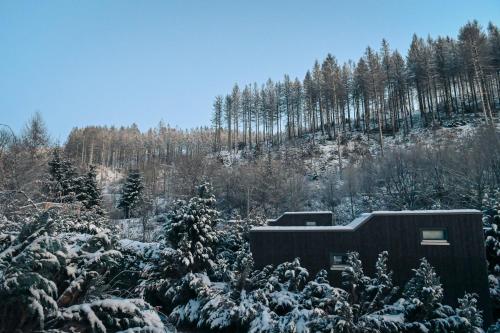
[[21, 111, 49, 159], [212, 95, 223, 153], [459, 20, 494, 123]]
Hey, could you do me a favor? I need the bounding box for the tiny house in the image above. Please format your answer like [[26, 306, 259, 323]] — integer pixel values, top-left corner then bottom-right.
[[250, 210, 491, 322]]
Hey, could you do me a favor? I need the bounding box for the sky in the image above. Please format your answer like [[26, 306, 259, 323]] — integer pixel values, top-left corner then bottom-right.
[[1, 0, 499, 141]]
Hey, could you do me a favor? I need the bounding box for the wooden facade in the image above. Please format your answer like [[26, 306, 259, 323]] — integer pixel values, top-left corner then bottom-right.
[[250, 210, 491, 323]]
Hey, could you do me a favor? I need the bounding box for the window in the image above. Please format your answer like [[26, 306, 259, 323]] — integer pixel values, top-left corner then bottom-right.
[[330, 253, 347, 270], [421, 228, 449, 245], [305, 221, 317, 226]]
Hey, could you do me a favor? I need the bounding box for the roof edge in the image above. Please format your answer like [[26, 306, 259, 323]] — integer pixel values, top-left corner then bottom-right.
[[252, 209, 481, 232]]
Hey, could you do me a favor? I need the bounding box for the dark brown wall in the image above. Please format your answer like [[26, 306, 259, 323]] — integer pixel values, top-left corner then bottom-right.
[[250, 211, 491, 323], [269, 212, 334, 226]]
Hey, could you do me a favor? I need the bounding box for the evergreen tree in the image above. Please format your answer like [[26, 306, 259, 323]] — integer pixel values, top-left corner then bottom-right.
[[342, 251, 369, 306], [47, 148, 80, 202], [118, 170, 144, 218], [484, 197, 500, 315], [0, 209, 169, 332], [456, 293, 484, 331], [365, 251, 399, 313], [79, 165, 102, 211], [403, 258, 444, 319], [164, 182, 221, 275]]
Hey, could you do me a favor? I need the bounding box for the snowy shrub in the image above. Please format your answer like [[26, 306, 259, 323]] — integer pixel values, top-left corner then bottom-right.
[[0, 208, 169, 332], [456, 293, 484, 332], [275, 307, 314, 333], [0, 215, 69, 331], [301, 270, 348, 313], [0, 215, 21, 252], [270, 258, 309, 293], [53, 298, 168, 333], [248, 306, 277, 333], [484, 202, 500, 315]]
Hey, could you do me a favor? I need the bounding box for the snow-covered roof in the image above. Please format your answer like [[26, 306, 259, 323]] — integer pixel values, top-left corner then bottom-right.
[[267, 211, 334, 224], [252, 209, 481, 232], [368, 209, 480, 215], [280, 211, 333, 215]]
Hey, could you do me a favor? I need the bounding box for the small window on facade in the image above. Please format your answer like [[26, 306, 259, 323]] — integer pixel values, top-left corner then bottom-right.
[[421, 228, 449, 245], [330, 253, 347, 270], [305, 221, 317, 226]]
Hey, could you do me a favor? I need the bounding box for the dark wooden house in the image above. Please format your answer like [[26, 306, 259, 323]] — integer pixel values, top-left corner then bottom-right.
[[250, 210, 491, 322]]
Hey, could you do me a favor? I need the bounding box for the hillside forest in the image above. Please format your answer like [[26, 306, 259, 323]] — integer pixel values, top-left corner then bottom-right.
[[0, 20, 499, 332]]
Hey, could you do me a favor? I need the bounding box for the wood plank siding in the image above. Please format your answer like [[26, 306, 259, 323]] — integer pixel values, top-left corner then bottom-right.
[[250, 210, 492, 323]]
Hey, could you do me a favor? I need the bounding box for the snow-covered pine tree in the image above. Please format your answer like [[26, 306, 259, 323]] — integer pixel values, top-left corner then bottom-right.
[[456, 293, 484, 331], [118, 169, 144, 218], [0, 207, 170, 332], [47, 148, 80, 202], [403, 257, 444, 320], [341, 251, 369, 307], [270, 258, 309, 293], [78, 165, 102, 211], [52, 298, 169, 332], [164, 182, 220, 276], [364, 251, 399, 313], [484, 195, 500, 315], [0, 231, 67, 331]]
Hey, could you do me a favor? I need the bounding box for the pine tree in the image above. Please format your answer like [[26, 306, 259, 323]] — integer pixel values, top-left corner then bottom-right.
[[164, 182, 221, 275], [118, 169, 144, 218], [47, 148, 80, 202], [403, 258, 444, 319], [342, 251, 369, 306], [0, 207, 169, 332], [79, 165, 102, 211], [364, 251, 399, 314], [484, 198, 500, 314], [456, 293, 484, 330]]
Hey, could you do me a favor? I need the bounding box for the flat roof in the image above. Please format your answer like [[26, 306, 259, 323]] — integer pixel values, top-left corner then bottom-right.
[[280, 211, 333, 215], [252, 209, 481, 232]]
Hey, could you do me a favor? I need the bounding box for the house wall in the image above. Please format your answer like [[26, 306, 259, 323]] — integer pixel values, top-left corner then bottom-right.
[[250, 211, 491, 323]]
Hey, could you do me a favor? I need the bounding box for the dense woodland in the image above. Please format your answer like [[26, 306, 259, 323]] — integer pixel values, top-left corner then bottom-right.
[[211, 20, 499, 152], [63, 21, 499, 168], [43, 20, 499, 218], [0, 20, 500, 332]]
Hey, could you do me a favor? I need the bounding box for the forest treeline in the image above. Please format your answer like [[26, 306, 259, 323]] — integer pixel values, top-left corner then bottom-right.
[[1, 20, 499, 220], [61, 20, 499, 174], [212, 20, 499, 152]]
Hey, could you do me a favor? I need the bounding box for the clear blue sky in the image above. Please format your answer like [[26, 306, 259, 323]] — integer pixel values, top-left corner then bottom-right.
[[1, 0, 499, 141]]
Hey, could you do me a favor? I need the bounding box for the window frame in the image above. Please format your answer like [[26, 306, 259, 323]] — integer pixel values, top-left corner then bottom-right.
[[330, 252, 348, 270], [305, 221, 317, 226], [420, 227, 450, 246]]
